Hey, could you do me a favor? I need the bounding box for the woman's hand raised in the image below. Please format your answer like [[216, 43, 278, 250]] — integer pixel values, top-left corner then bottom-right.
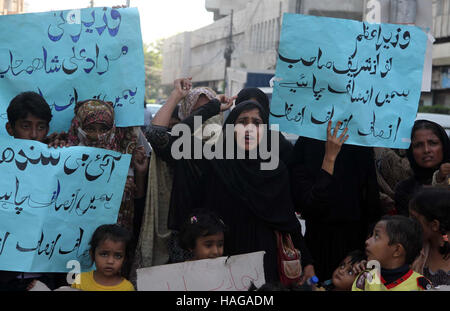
[[321, 120, 349, 175], [216, 94, 236, 112]]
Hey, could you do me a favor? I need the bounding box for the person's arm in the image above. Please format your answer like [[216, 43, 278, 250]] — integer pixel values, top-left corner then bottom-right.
[[321, 120, 348, 175], [152, 78, 191, 127], [290, 122, 348, 218], [290, 142, 339, 219], [434, 162, 450, 185], [146, 99, 221, 162]]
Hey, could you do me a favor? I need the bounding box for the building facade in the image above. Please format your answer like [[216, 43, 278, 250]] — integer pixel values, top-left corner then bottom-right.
[[162, 0, 363, 92], [431, 0, 450, 107], [0, 0, 23, 15], [162, 0, 449, 108]]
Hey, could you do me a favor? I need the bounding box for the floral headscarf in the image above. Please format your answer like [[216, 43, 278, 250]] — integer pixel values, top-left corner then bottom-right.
[[67, 99, 137, 154], [178, 87, 217, 120]]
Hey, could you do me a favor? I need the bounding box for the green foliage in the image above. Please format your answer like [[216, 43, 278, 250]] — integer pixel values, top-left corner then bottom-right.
[[418, 105, 450, 115], [144, 39, 164, 101]]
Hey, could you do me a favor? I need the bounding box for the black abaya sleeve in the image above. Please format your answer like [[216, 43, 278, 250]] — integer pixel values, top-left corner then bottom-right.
[[291, 164, 338, 219], [146, 99, 221, 165], [289, 137, 339, 219], [278, 132, 294, 168], [394, 177, 417, 216]]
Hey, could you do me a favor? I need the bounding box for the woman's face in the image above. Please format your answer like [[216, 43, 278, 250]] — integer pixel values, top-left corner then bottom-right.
[[234, 108, 264, 151], [83, 122, 111, 141], [411, 129, 444, 169]]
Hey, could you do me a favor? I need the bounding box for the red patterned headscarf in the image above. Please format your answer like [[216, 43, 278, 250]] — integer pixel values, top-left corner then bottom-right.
[[178, 87, 217, 120], [67, 99, 137, 154]]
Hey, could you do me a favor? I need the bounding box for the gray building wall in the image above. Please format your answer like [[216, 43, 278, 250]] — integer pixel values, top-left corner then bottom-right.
[[430, 0, 450, 107], [162, 0, 450, 108], [0, 0, 24, 15], [162, 0, 364, 91]]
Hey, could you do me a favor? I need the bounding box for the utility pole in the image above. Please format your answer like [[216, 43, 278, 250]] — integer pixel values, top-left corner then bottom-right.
[[90, 0, 94, 8], [223, 9, 234, 94], [275, 1, 282, 51], [126, 0, 131, 7]]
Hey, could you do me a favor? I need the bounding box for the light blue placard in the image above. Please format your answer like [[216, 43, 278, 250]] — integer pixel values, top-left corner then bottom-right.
[[0, 137, 131, 273], [0, 7, 145, 136], [270, 14, 427, 149]]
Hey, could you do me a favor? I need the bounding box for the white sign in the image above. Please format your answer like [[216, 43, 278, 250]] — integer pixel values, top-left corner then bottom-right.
[[137, 251, 266, 291]]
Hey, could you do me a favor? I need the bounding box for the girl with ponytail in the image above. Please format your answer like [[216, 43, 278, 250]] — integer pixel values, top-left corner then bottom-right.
[[410, 187, 450, 286]]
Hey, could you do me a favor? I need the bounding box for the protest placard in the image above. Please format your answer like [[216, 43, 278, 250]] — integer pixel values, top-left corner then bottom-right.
[[270, 14, 427, 149], [0, 137, 131, 272], [137, 251, 266, 291], [0, 7, 145, 135]]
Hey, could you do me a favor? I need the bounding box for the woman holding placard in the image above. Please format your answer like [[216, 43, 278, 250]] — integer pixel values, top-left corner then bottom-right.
[[290, 121, 381, 282]]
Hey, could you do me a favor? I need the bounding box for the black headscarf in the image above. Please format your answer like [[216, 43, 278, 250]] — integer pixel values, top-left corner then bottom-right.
[[406, 120, 450, 184], [235, 87, 270, 112], [235, 87, 294, 167]]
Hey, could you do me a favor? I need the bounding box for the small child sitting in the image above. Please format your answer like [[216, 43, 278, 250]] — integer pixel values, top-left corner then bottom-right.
[[409, 188, 450, 286], [352, 215, 432, 291], [178, 209, 227, 261], [318, 250, 366, 291]]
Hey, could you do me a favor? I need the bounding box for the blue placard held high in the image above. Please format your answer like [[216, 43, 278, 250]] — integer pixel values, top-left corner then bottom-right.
[[0, 7, 145, 136], [270, 14, 427, 149]]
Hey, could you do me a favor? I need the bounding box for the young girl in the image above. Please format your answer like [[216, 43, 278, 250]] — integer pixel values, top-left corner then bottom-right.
[[72, 224, 135, 291], [317, 250, 366, 291], [178, 209, 227, 261], [410, 187, 450, 286]]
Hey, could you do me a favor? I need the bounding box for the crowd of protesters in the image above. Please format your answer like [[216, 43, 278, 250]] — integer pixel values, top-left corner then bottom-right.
[[0, 76, 448, 291]]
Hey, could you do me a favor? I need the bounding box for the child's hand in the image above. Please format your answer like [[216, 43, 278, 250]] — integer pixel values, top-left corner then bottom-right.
[[47, 131, 69, 148], [298, 264, 316, 286], [352, 260, 367, 275]]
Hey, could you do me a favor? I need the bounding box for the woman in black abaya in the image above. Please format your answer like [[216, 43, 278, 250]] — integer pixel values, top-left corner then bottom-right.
[[149, 92, 314, 283], [197, 100, 314, 283], [290, 122, 381, 281]]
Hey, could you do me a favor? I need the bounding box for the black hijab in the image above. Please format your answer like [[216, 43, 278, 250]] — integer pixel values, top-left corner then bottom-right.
[[235, 87, 270, 112], [406, 120, 450, 184], [235, 87, 294, 166]]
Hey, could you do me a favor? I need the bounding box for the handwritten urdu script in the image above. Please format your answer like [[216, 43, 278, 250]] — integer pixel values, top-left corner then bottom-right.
[[270, 14, 427, 149], [0, 137, 131, 272], [0, 7, 145, 135]]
